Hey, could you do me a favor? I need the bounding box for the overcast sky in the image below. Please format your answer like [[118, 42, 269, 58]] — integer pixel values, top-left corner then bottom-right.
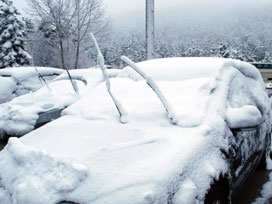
[[13, 0, 272, 31]]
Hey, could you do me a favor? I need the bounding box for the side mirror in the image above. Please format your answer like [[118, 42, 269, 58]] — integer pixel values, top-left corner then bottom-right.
[[226, 105, 262, 129]]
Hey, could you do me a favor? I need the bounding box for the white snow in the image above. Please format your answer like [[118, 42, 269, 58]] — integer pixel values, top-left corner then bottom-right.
[[0, 67, 64, 103], [174, 179, 197, 204], [0, 76, 17, 103], [0, 58, 270, 204], [0, 67, 63, 82], [0, 138, 88, 204], [266, 82, 272, 89], [0, 80, 83, 138], [226, 105, 262, 128], [3, 41, 12, 49], [121, 56, 178, 125], [0, 68, 113, 138]]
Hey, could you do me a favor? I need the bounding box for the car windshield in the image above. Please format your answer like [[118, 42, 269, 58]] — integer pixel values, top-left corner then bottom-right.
[[65, 75, 217, 127]]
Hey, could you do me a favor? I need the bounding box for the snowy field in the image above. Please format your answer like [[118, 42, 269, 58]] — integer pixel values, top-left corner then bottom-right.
[[0, 58, 271, 204]]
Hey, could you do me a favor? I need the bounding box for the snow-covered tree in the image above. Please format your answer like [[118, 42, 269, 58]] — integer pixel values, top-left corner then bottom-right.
[[0, 0, 31, 68]]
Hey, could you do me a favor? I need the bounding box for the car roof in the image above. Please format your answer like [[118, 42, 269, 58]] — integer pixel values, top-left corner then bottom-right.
[[0, 67, 64, 81], [118, 57, 262, 82]]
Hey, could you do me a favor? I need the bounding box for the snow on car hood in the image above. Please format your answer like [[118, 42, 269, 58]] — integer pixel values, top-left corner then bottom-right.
[[0, 58, 270, 204], [2, 115, 228, 204]]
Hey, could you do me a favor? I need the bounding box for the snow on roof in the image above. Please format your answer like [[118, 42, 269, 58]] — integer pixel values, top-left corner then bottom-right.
[[0, 58, 270, 204], [0, 67, 65, 104], [118, 57, 262, 82], [0, 67, 64, 81]]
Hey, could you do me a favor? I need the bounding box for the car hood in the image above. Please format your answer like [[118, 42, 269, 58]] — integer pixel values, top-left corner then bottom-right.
[[0, 115, 229, 204]]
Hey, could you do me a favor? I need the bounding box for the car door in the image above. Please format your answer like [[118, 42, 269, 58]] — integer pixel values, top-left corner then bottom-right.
[[229, 126, 262, 194], [225, 73, 266, 200]]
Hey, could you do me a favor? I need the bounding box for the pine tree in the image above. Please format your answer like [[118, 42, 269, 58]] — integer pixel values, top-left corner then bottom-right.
[[0, 0, 31, 68]]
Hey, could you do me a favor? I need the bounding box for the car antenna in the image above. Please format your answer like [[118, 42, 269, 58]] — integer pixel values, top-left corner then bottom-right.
[[121, 56, 180, 126], [90, 33, 127, 124]]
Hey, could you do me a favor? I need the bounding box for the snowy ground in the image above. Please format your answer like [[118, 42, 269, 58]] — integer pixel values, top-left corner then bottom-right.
[[250, 134, 272, 204], [252, 172, 272, 204]]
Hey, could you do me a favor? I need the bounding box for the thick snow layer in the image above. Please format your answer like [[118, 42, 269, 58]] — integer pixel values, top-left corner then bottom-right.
[[0, 68, 111, 138], [118, 57, 261, 82], [0, 67, 64, 103], [0, 80, 84, 138], [64, 76, 217, 127], [0, 138, 88, 204], [0, 58, 270, 204], [226, 105, 262, 128], [6, 116, 228, 204], [0, 67, 63, 82], [0, 76, 17, 103]]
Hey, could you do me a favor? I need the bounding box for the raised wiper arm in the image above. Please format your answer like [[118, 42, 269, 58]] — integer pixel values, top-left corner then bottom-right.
[[64, 65, 79, 94], [33, 67, 52, 92], [121, 56, 179, 126], [90, 33, 127, 124]]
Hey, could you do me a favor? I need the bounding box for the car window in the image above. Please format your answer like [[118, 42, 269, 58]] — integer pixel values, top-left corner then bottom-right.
[[226, 72, 264, 129], [228, 73, 255, 109]]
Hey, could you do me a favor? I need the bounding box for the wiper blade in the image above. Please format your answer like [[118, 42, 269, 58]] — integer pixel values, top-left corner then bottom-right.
[[90, 33, 127, 124], [121, 56, 180, 126]]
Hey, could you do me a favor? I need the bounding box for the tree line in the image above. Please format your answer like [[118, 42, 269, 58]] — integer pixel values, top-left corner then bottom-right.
[[1, 0, 272, 69]]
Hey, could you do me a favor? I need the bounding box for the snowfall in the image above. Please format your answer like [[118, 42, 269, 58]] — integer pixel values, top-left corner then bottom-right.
[[0, 57, 271, 204]]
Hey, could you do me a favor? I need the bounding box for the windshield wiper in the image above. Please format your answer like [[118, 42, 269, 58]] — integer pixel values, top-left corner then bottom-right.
[[90, 33, 127, 124], [121, 56, 180, 126]]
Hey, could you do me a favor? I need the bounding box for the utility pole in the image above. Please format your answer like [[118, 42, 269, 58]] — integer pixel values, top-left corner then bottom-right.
[[146, 0, 155, 60]]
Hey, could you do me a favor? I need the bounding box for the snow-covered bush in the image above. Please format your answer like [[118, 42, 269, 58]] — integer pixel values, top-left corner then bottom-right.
[[0, 0, 31, 68]]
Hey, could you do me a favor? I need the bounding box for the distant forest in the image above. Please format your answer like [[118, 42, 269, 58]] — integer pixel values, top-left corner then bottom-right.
[[22, 0, 272, 69]]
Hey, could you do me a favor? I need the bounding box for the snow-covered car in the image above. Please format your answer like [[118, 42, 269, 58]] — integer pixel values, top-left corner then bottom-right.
[[0, 67, 64, 104], [0, 69, 117, 140], [0, 58, 271, 204]]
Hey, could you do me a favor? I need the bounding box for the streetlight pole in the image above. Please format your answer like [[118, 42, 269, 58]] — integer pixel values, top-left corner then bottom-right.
[[146, 0, 154, 60]]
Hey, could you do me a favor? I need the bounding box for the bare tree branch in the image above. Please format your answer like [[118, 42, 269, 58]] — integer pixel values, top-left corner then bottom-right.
[[26, 0, 110, 69]]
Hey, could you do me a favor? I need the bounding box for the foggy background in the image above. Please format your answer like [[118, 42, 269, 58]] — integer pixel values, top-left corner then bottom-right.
[[13, 0, 272, 31], [12, 0, 272, 68]]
